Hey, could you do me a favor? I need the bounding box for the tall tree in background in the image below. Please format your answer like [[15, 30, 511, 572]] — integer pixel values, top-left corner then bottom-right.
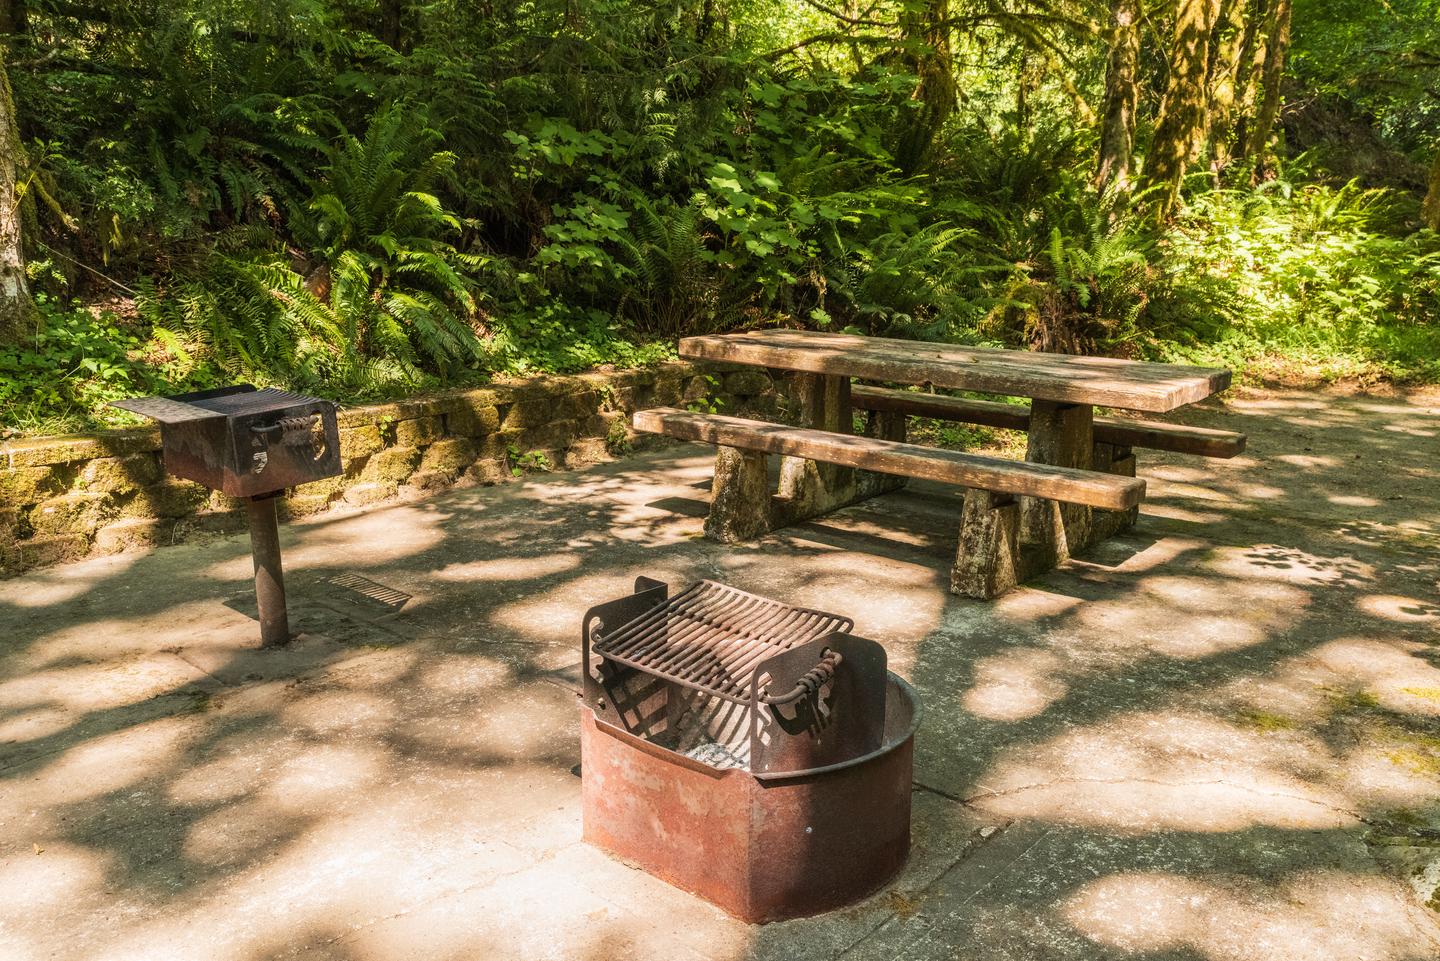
[[1142, 0, 1221, 217], [1206, 0, 1259, 179], [0, 40, 33, 342], [1424, 149, 1440, 230], [1242, 0, 1291, 177], [1095, 0, 1141, 193], [0, 0, 24, 36], [895, 0, 956, 173], [379, 0, 407, 52]]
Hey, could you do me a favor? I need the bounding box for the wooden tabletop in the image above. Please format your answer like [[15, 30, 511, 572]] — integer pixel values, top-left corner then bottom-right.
[[680, 330, 1232, 413]]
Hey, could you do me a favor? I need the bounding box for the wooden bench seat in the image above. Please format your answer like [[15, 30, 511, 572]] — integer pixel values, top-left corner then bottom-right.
[[634, 407, 1145, 511], [851, 385, 1246, 458], [635, 406, 1147, 598]]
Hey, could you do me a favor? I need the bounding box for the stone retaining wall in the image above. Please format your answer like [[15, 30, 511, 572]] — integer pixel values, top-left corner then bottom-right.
[[0, 362, 775, 576]]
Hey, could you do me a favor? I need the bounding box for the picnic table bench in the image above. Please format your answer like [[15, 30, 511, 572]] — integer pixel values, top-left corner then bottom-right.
[[635, 329, 1241, 598]]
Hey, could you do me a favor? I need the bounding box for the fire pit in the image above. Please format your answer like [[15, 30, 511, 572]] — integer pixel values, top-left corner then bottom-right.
[[115, 385, 341, 647], [580, 578, 921, 922]]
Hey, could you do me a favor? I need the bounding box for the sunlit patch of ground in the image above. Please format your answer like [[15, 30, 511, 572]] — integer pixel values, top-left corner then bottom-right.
[[2, 387, 1440, 961]]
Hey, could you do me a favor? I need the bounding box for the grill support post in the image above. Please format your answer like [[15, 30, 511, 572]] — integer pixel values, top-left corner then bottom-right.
[[245, 494, 291, 647]]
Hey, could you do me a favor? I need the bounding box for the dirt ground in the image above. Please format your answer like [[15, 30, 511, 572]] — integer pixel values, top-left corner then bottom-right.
[[2, 386, 1439, 961]]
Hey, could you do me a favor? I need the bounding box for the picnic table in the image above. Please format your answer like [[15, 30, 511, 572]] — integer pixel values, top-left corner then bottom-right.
[[635, 329, 1241, 598]]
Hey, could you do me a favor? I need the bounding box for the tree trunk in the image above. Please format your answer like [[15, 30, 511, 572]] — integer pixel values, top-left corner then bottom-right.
[[0, 43, 34, 344], [1242, 0, 1291, 179], [895, 0, 955, 174], [1230, 0, 1268, 156], [379, 0, 405, 51], [1095, 0, 1141, 194], [1423, 148, 1440, 232], [0, 0, 26, 36], [1142, 0, 1222, 219], [1206, 0, 1255, 180]]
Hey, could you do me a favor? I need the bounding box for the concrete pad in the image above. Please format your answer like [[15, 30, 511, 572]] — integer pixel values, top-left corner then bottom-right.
[[2, 388, 1439, 960]]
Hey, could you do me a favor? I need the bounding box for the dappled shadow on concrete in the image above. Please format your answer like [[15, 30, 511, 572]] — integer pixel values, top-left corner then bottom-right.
[[0, 388, 1438, 960]]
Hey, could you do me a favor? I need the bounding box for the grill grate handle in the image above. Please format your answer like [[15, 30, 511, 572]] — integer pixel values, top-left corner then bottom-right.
[[759, 649, 842, 707]]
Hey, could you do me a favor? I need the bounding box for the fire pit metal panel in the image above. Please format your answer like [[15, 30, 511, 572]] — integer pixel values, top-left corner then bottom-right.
[[580, 577, 919, 922]]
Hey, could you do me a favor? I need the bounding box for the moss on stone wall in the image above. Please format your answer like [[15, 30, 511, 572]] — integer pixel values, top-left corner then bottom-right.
[[0, 362, 775, 576]]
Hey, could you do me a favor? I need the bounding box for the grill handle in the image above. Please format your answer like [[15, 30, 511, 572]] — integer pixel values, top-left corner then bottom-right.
[[251, 415, 320, 447], [759, 649, 843, 707]]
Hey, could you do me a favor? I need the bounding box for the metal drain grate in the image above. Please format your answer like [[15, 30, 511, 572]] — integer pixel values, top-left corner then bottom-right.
[[324, 572, 411, 613]]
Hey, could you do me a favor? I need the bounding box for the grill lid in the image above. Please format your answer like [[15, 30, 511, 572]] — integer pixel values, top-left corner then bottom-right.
[[114, 385, 322, 422], [590, 579, 853, 705]]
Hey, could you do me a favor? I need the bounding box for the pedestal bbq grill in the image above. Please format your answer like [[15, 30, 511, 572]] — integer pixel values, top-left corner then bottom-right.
[[580, 578, 921, 923], [115, 385, 342, 647]]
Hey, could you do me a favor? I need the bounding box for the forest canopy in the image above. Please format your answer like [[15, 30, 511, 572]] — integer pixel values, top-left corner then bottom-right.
[[0, 0, 1437, 433]]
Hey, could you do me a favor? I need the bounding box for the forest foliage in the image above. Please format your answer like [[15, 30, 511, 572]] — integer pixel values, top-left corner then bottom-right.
[[1, 0, 1438, 432]]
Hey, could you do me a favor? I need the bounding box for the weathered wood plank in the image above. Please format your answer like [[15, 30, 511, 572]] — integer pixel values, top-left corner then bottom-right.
[[633, 408, 1145, 511], [850, 385, 1246, 458], [680, 330, 1231, 413]]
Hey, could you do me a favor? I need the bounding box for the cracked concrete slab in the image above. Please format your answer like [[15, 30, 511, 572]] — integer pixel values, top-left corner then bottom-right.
[[2, 386, 1440, 960]]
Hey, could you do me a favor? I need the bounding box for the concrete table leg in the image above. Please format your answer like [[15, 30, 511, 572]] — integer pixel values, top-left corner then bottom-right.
[[1091, 441, 1139, 540], [773, 373, 861, 526], [1018, 400, 1094, 575], [858, 409, 909, 498], [952, 489, 1020, 599], [705, 446, 771, 543]]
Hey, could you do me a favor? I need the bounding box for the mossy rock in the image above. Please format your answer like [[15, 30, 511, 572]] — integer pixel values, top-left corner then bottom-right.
[[342, 481, 397, 506], [339, 425, 385, 460], [124, 480, 211, 519], [394, 415, 444, 448], [502, 399, 554, 430], [467, 458, 511, 485], [447, 403, 501, 436], [75, 453, 164, 494], [93, 517, 177, 555], [1, 430, 159, 468], [522, 419, 579, 451], [420, 438, 480, 473], [568, 436, 611, 467], [406, 469, 455, 493], [361, 445, 421, 484], [723, 369, 771, 396], [29, 491, 115, 537], [0, 465, 67, 507], [4, 533, 90, 573], [281, 492, 335, 518]]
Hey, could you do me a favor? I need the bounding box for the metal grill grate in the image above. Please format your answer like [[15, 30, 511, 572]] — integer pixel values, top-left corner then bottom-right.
[[590, 580, 852, 705], [191, 387, 317, 415]]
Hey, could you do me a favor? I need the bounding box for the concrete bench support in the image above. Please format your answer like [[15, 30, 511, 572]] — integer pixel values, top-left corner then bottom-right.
[[953, 489, 1021, 599]]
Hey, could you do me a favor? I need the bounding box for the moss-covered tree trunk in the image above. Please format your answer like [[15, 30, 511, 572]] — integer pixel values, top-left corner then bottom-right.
[[895, 0, 956, 174], [1206, 0, 1257, 181], [1241, 0, 1290, 179], [1143, 0, 1222, 219], [0, 44, 34, 344], [1423, 148, 1440, 231], [1095, 0, 1141, 194]]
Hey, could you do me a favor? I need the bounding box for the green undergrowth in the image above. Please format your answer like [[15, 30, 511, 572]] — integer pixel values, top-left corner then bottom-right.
[[1148, 181, 1440, 386]]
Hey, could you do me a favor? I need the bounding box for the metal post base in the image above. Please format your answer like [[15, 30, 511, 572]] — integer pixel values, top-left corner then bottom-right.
[[245, 494, 292, 647]]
